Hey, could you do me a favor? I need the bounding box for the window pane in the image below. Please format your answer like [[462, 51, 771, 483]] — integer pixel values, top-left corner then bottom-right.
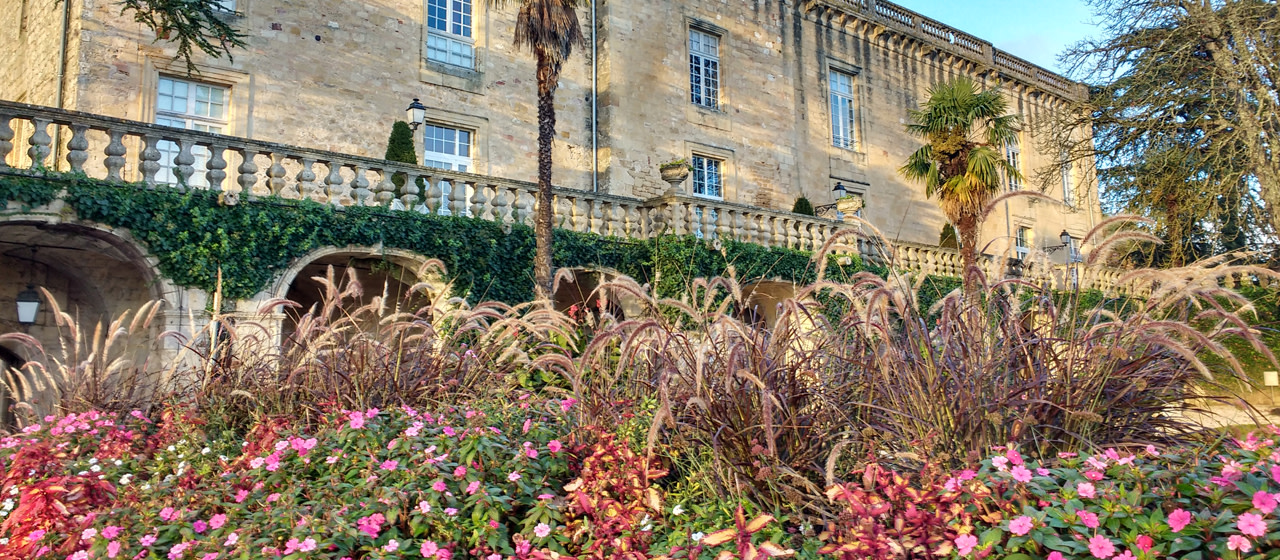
[[829, 70, 857, 149]]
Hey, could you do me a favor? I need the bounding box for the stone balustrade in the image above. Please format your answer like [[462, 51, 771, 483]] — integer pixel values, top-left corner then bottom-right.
[[817, 0, 1085, 100], [1, 99, 1141, 295]]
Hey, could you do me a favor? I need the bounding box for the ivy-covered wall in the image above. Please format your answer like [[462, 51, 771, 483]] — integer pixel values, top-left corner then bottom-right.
[[0, 174, 864, 304]]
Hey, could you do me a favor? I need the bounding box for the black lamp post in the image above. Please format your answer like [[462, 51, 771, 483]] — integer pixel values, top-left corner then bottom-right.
[[406, 98, 427, 131], [814, 182, 852, 218], [1044, 230, 1074, 254], [15, 285, 39, 327]]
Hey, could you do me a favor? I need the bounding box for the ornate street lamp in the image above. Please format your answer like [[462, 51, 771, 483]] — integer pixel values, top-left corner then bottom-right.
[[406, 98, 427, 131], [15, 285, 39, 326], [1044, 230, 1074, 253]]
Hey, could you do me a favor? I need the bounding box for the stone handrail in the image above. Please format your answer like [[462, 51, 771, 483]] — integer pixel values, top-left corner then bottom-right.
[[0, 100, 1142, 295], [816, 0, 1084, 100]]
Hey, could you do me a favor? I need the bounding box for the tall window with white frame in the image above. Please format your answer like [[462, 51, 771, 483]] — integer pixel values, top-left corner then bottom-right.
[[689, 29, 720, 109], [1005, 138, 1022, 191], [829, 70, 858, 150], [422, 123, 474, 215], [426, 0, 474, 69], [691, 155, 723, 199], [154, 76, 228, 187], [1014, 226, 1031, 261]]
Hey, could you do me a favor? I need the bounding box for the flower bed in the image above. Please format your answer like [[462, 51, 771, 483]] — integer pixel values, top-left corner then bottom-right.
[[5, 404, 1280, 560]]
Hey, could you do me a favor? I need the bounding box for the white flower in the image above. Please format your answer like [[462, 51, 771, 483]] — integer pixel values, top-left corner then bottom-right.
[[77, 471, 88, 476], [672, 505, 685, 516], [119, 474, 133, 485], [89, 465, 101, 472], [219, 455, 228, 462], [0, 538, 8, 545], [88, 458, 98, 465], [201, 447, 211, 455], [2, 498, 13, 510], [691, 532, 704, 542], [166, 445, 176, 452], [8, 487, 17, 495], [141, 483, 151, 491], [113, 460, 123, 466], [640, 514, 653, 532]]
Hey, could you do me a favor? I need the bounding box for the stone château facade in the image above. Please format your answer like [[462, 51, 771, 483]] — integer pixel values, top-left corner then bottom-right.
[[2, 0, 1099, 254]]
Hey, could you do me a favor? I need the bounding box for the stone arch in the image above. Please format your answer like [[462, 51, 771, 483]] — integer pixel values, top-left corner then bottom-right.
[[740, 280, 801, 329], [552, 268, 645, 320], [263, 246, 450, 343]]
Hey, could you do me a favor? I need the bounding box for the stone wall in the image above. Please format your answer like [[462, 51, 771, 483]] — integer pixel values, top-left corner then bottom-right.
[[3, 0, 1100, 256]]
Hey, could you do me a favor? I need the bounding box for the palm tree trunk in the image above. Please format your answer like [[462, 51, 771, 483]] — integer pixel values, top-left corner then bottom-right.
[[534, 51, 558, 299], [956, 214, 979, 301]]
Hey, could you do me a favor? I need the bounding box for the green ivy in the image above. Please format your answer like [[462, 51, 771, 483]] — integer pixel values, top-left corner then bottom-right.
[[1, 174, 867, 305]]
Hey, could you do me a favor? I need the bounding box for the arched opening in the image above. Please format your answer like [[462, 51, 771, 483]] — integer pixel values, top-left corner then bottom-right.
[[0, 221, 165, 416], [276, 249, 446, 344], [740, 280, 800, 329], [552, 268, 645, 321]]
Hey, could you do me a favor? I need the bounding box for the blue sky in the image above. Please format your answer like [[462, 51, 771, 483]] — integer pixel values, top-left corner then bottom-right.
[[895, 0, 1097, 75]]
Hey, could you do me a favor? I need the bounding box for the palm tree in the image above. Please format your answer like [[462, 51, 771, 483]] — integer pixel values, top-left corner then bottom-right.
[[490, 0, 585, 298], [900, 77, 1021, 296]]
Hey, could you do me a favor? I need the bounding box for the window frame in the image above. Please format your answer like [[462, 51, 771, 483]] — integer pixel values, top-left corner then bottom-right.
[[688, 27, 721, 110], [426, 0, 476, 69], [1014, 226, 1031, 261], [829, 69, 859, 150], [1005, 137, 1023, 191], [153, 76, 230, 187], [691, 154, 724, 199], [421, 122, 475, 216], [1060, 152, 1075, 206]]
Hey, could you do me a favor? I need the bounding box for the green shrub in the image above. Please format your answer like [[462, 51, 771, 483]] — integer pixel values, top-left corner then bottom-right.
[[384, 120, 418, 189], [792, 197, 815, 216]]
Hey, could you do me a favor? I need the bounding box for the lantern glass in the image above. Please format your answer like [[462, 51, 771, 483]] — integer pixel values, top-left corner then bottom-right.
[[1059, 230, 1072, 246], [406, 98, 426, 128], [15, 286, 39, 326]]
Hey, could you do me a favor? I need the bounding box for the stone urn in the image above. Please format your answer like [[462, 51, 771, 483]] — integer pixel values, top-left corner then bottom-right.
[[836, 195, 863, 222], [659, 161, 691, 195]]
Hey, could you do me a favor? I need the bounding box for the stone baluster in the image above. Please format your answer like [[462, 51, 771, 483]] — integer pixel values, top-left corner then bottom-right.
[[490, 184, 510, 223], [268, 153, 288, 196], [0, 113, 13, 169], [591, 200, 605, 234], [66, 125, 89, 172], [26, 118, 52, 168], [138, 134, 163, 185], [783, 218, 798, 249], [743, 212, 758, 244], [236, 149, 261, 196], [514, 187, 532, 225], [616, 202, 630, 237], [650, 204, 667, 236], [206, 144, 228, 191], [173, 138, 196, 188], [374, 169, 396, 206], [771, 217, 787, 248], [566, 196, 583, 232], [295, 158, 319, 201], [729, 210, 744, 242], [450, 179, 468, 216], [350, 165, 373, 206], [104, 129, 127, 181], [470, 182, 489, 219], [323, 161, 345, 205], [798, 222, 813, 250], [424, 175, 443, 214], [715, 206, 730, 240], [701, 204, 717, 239], [402, 172, 423, 211]]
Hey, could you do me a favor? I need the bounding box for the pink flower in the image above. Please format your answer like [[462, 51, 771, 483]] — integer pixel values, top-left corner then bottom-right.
[[192, 520, 208, 533], [140, 534, 157, 547], [69, 552, 89, 560], [467, 480, 482, 495], [267, 492, 281, 502], [234, 489, 249, 503], [1009, 516, 1034, 536], [488, 555, 502, 560], [1077, 482, 1096, 498], [421, 541, 439, 557], [1272, 464, 1280, 484], [383, 539, 400, 552], [1254, 491, 1278, 514], [1084, 470, 1105, 481], [548, 440, 563, 453], [102, 526, 121, 540], [443, 426, 456, 437], [534, 522, 552, 538], [991, 456, 1010, 470], [559, 398, 577, 412], [1114, 551, 1135, 560], [1047, 553, 1065, 560], [107, 541, 121, 558], [1078, 510, 1100, 529], [168, 541, 192, 559], [224, 533, 239, 546], [1006, 449, 1024, 465], [1088, 535, 1115, 559], [1238, 512, 1267, 537], [1168, 508, 1191, 532], [1135, 535, 1153, 552], [445, 507, 458, 516], [1010, 465, 1033, 483], [538, 493, 554, 500], [1037, 468, 1051, 476], [1228, 534, 1253, 552], [1145, 444, 1158, 456], [209, 514, 227, 530], [348, 412, 365, 430], [508, 471, 522, 482], [357, 513, 386, 538], [160, 507, 178, 521], [299, 538, 316, 552], [380, 460, 399, 471], [418, 501, 432, 514], [82, 528, 98, 541], [201, 554, 217, 560], [454, 465, 467, 478], [523, 418, 533, 433], [955, 534, 978, 556], [433, 480, 448, 492]]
